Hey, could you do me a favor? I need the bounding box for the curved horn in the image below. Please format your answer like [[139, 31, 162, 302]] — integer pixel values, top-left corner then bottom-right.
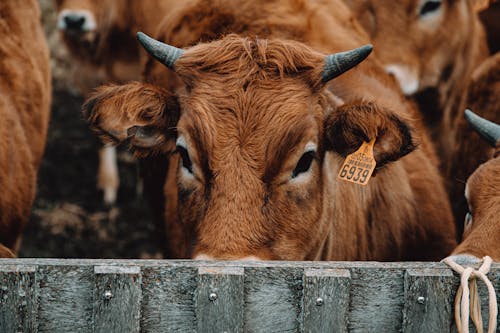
[[137, 32, 184, 69], [465, 109, 500, 147], [322, 44, 373, 82]]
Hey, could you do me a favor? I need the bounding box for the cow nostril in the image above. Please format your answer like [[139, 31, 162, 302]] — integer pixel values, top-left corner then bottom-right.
[[63, 14, 86, 31]]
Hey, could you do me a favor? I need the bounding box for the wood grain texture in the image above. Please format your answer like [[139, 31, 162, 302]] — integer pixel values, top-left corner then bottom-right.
[[141, 266, 197, 332], [348, 267, 405, 333], [0, 265, 37, 333], [93, 265, 141, 333], [402, 268, 455, 333], [37, 265, 93, 333], [196, 266, 244, 333], [244, 267, 303, 333], [303, 268, 351, 333]]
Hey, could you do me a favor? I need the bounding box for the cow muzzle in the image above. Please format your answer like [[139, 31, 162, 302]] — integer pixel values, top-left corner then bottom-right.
[[57, 9, 97, 33]]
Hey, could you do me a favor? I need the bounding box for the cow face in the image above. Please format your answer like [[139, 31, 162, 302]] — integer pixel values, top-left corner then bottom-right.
[[344, 0, 478, 96], [84, 36, 416, 260]]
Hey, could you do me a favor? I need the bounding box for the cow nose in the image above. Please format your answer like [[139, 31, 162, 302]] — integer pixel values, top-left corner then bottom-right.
[[63, 14, 86, 31], [385, 64, 419, 96]]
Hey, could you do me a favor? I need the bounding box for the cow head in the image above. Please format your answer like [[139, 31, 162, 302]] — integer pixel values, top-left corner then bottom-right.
[[344, 0, 485, 96], [453, 110, 500, 260], [55, 0, 127, 53], [84, 34, 417, 260]]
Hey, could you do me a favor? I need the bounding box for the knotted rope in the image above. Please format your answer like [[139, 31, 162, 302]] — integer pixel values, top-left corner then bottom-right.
[[442, 256, 497, 333]]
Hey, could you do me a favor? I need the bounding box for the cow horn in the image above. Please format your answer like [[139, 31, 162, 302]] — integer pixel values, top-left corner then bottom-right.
[[464, 109, 500, 147], [137, 32, 184, 69], [322, 44, 373, 82]]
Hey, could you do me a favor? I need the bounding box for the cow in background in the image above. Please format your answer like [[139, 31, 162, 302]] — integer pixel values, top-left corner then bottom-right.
[[342, 0, 488, 155], [450, 110, 500, 261], [54, 0, 183, 206], [0, 0, 51, 257], [83, 0, 456, 261]]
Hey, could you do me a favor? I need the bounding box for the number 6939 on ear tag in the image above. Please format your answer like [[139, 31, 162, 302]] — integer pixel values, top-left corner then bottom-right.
[[337, 139, 376, 186]]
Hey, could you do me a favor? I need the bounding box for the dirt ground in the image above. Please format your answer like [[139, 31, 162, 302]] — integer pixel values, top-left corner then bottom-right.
[[19, 1, 161, 259]]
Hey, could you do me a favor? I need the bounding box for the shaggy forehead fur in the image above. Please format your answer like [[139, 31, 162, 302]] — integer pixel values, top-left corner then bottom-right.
[[174, 36, 327, 174]]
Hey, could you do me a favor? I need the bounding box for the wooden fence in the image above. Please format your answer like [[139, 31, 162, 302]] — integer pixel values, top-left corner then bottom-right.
[[0, 259, 498, 332]]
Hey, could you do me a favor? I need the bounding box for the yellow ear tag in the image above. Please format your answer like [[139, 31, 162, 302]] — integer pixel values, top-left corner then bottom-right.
[[337, 138, 376, 186]]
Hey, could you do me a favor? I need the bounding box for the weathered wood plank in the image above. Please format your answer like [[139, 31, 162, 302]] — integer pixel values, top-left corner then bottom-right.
[[244, 267, 303, 333], [37, 265, 93, 333], [402, 268, 455, 333], [303, 268, 351, 333], [141, 266, 197, 332], [196, 266, 244, 332], [348, 267, 405, 333], [0, 265, 37, 333], [93, 265, 141, 333]]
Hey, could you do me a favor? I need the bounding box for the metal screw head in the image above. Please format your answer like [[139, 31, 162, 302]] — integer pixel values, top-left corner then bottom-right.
[[417, 296, 425, 304], [209, 292, 218, 301], [103, 290, 113, 300], [316, 297, 324, 306]]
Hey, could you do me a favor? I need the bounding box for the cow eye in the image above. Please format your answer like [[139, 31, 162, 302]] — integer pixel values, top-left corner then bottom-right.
[[419, 0, 442, 16], [291, 151, 316, 178], [176, 145, 193, 174]]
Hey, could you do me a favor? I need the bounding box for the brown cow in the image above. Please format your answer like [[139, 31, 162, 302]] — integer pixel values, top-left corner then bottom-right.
[[0, 0, 51, 257], [84, 0, 455, 261], [448, 52, 500, 236], [343, 0, 488, 158], [449, 110, 500, 262], [55, 0, 184, 205]]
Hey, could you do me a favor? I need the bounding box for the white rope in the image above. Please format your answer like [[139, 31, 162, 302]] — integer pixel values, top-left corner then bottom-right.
[[442, 256, 497, 333]]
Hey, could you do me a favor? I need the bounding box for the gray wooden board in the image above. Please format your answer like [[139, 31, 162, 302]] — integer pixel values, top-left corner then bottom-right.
[[348, 267, 405, 333], [196, 266, 244, 333], [402, 268, 455, 333], [0, 265, 37, 333], [303, 268, 351, 333], [37, 265, 94, 333], [244, 267, 303, 333], [92, 265, 141, 333], [140, 266, 197, 332]]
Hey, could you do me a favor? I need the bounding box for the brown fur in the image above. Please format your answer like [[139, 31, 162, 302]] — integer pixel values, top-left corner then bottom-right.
[[479, 1, 500, 53], [0, 0, 51, 257], [84, 0, 455, 260], [453, 145, 500, 261], [448, 52, 500, 236]]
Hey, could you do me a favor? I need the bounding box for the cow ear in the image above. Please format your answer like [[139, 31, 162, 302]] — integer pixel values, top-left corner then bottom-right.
[[323, 102, 417, 169], [83, 82, 179, 156]]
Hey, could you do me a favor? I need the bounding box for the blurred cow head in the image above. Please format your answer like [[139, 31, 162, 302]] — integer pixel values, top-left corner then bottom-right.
[[344, 0, 487, 96], [54, 0, 127, 53]]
